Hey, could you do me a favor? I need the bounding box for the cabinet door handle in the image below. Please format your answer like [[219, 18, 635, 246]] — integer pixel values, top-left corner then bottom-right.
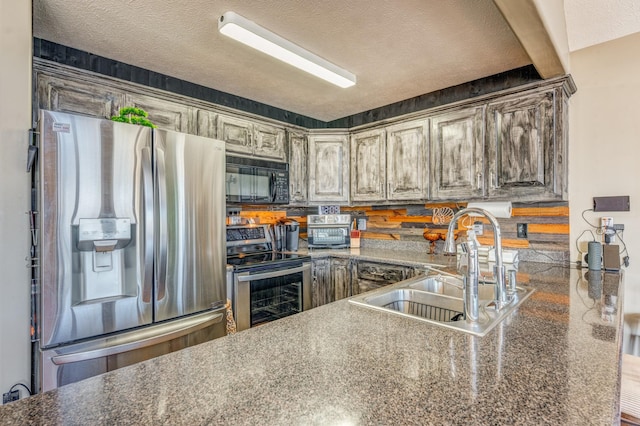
[[477, 172, 482, 190]]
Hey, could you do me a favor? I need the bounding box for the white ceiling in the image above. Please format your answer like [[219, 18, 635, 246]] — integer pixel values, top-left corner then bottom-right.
[[564, 0, 640, 52], [33, 1, 640, 122]]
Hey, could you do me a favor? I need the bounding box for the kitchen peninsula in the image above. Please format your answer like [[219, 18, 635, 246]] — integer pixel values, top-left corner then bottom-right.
[[0, 253, 623, 425]]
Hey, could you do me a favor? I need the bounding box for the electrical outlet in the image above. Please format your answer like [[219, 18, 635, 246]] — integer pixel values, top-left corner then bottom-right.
[[473, 223, 483, 236], [3, 390, 19, 404], [517, 223, 528, 238]]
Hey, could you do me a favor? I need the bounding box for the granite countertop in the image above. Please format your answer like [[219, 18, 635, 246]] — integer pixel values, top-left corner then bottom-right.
[[0, 261, 623, 425]]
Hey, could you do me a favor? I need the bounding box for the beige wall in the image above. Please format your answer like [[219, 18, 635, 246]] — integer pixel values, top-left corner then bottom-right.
[[0, 0, 32, 396], [568, 31, 640, 353]]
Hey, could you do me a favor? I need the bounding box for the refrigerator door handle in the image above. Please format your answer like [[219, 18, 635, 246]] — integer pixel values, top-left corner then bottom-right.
[[141, 147, 154, 303], [50, 311, 223, 365], [155, 147, 168, 301]]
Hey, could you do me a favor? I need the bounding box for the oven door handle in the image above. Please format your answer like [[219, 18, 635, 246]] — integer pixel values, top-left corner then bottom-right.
[[236, 263, 311, 282]]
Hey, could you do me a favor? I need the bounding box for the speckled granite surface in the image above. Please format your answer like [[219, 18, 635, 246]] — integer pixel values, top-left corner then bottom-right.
[[0, 261, 623, 425]]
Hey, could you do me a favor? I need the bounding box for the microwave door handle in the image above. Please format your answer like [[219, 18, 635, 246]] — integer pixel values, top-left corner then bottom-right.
[[271, 172, 277, 202]]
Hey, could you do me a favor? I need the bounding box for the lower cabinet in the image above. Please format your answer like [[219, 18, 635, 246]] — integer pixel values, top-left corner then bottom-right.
[[311, 257, 421, 307], [311, 257, 353, 308], [352, 260, 418, 295]]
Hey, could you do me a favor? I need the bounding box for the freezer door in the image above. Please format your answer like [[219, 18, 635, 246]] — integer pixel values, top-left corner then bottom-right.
[[154, 130, 227, 321], [39, 111, 154, 347]]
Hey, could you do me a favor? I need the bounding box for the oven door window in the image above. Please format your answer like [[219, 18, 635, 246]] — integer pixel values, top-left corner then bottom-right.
[[226, 165, 253, 202], [250, 270, 303, 327]]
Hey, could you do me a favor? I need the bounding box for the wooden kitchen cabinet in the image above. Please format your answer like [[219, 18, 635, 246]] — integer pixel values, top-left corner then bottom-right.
[[287, 129, 308, 204], [125, 93, 193, 133], [352, 260, 417, 295], [311, 257, 354, 307], [385, 119, 429, 201], [35, 72, 125, 119], [253, 122, 286, 160], [311, 258, 330, 308], [308, 131, 350, 204], [350, 128, 386, 202], [330, 258, 352, 302], [430, 106, 485, 200], [485, 83, 572, 201], [216, 114, 287, 161]]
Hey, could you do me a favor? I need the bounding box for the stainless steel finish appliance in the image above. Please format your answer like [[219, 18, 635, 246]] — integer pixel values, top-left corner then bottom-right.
[[307, 214, 352, 248], [36, 110, 227, 392], [226, 224, 311, 331], [225, 155, 289, 204], [273, 219, 300, 251]]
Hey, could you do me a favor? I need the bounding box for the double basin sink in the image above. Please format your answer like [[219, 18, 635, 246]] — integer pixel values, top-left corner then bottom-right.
[[349, 271, 534, 337]]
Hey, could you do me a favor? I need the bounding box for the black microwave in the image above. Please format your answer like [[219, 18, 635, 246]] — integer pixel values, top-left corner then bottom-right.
[[225, 156, 289, 204]]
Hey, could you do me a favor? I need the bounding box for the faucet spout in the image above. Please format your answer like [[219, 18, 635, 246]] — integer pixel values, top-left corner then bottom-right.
[[444, 207, 508, 310]]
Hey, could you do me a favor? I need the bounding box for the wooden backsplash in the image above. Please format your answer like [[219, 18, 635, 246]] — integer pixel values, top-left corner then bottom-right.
[[238, 201, 570, 259]]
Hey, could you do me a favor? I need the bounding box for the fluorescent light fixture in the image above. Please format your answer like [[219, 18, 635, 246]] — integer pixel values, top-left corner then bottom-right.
[[218, 11, 356, 88]]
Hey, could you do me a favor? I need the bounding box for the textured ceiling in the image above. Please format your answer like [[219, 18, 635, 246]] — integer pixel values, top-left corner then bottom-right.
[[33, 0, 533, 121], [564, 0, 640, 52]]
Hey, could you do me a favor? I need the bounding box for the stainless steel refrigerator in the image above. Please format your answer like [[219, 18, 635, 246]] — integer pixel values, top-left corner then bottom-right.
[[36, 110, 227, 392]]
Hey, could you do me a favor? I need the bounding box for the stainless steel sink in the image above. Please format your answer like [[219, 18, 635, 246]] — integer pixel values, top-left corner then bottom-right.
[[408, 276, 495, 300], [349, 273, 534, 337]]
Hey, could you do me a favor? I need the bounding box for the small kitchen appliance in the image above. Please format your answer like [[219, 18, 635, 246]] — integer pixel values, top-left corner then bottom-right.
[[273, 219, 300, 251], [307, 214, 351, 249]]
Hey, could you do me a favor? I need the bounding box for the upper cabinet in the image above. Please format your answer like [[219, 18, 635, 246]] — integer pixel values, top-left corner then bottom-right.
[[35, 72, 125, 119], [34, 61, 575, 204], [350, 128, 386, 202], [217, 114, 286, 161], [288, 129, 308, 204], [125, 93, 193, 133], [385, 119, 429, 201], [308, 131, 350, 204], [430, 106, 485, 200], [486, 85, 570, 201]]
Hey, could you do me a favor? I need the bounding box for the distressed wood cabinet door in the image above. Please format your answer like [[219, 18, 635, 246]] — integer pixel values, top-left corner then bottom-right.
[[217, 114, 254, 156], [196, 109, 217, 138], [352, 261, 416, 295], [430, 107, 485, 200], [386, 120, 428, 200], [254, 123, 286, 161], [35, 72, 125, 119], [125, 93, 193, 133], [311, 258, 331, 308], [486, 90, 560, 200], [330, 258, 352, 302], [308, 132, 350, 203], [288, 130, 308, 204], [350, 128, 386, 202]]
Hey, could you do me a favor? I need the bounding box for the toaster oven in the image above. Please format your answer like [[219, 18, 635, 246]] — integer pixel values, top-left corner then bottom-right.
[[307, 214, 351, 249]]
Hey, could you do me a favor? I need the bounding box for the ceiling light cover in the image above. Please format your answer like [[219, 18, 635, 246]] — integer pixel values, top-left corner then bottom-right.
[[218, 11, 356, 88]]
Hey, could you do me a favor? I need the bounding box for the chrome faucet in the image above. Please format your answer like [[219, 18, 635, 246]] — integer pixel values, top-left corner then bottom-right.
[[444, 207, 508, 311], [458, 237, 480, 322]]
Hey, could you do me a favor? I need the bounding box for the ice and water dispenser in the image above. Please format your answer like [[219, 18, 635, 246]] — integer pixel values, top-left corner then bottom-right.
[[75, 218, 136, 302]]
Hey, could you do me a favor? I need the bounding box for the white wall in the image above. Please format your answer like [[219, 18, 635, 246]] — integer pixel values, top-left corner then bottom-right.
[[568, 31, 640, 354], [0, 0, 33, 397]]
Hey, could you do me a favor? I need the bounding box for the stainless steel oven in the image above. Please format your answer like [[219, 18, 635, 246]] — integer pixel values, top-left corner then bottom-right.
[[226, 225, 311, 331]]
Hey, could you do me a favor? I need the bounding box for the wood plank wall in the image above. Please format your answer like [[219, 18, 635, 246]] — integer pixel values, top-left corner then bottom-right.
[[237, 201, 570, 259]]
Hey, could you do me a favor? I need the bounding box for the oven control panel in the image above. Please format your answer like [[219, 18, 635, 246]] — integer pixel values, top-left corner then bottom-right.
[[226, 225, 271, 248]]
